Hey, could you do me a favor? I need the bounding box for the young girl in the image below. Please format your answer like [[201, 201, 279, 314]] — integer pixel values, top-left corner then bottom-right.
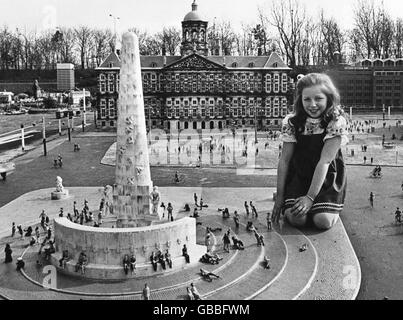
[[272, 73, 348, 230]]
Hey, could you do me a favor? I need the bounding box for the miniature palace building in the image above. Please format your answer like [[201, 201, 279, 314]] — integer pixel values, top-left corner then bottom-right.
[[95, 0, 293, 132]]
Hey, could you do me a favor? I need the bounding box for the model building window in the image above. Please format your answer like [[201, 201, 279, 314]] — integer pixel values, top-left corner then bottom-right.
[[100, 81, 106, 93], [100, 99, 106, 118], [273, 73, 280, 93], [108, 99, 115, 117], [167, 107, 173, 118], [282, 73, 288, 92], [266, 107, 271, 117], [265, 74, 272, 93], [108, 81, 115, 93]]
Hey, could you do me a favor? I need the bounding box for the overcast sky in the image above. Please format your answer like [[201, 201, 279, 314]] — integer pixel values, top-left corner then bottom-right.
[[2, 0, 402, 35]]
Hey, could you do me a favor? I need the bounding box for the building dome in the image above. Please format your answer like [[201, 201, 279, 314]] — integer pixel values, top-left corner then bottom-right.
[[183, 0, 205, 21]]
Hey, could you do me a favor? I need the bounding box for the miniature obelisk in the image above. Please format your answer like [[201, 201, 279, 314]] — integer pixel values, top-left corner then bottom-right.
[[113, 32, 153, 228]]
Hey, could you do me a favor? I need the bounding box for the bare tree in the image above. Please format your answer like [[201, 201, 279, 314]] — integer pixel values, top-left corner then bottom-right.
[[319, 11, 345, 65], [353, 0, 394, 59], [57, 27, 76, 64], [74, 26, 93, 69], [0, 26, 14, 70], [235, 24, 254, 56], [157, 27, 181, 55], [346, 28, 365, 63], [31, 37, 46, 69], [207, 20, 237, 55], [298, 20, 317, 66], [128, 28, 160, 55], [353, 0, 374, 58], [394, 18, 403, 58], [369, 5, 390, 58], [261, 0, 306, 67], [92, 28, 114, 66], [15, 28, 35, 70], [378, 11, 394, 58], [256, 9, 279, 56], [9, 33, 21, 70], [36, 31, 54, 69]]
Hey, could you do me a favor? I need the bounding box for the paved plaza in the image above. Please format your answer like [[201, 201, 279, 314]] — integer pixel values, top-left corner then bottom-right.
[[0, 186, 359, 300], [101, 116, 403, 170], [0, 113, 403, 299]]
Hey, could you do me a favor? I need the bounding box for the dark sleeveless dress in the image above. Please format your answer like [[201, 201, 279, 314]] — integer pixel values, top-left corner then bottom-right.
[[283, 130, 347, 216]]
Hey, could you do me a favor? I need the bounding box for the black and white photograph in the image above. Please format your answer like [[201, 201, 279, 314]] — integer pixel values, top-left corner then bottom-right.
[[0, 0, 403, 306]]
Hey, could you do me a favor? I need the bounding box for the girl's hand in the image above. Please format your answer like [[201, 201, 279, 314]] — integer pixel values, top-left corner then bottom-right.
[[290, 196, 314, 217], [272, 199, 284, 224]]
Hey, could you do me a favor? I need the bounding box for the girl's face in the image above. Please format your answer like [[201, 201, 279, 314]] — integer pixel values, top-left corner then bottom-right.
[[301, 85, 328, 118]]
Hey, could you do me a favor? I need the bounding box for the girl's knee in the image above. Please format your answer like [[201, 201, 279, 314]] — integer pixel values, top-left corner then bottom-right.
[[285, 209, 307, 227], [313, 213, 339, 230]]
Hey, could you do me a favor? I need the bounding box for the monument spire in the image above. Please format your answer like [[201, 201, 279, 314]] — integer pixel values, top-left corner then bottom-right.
[[113, 32, 153, 228]]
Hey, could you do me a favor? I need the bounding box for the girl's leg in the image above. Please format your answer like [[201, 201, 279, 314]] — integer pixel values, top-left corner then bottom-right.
[[313, 212, 340, 230], [284, 208, 308, 228]]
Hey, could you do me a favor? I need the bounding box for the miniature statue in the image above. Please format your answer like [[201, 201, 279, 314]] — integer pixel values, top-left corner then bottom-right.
[[103, 185, 113, 216], [150, 186, 161, 215], [55, 176, 64, 193]]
